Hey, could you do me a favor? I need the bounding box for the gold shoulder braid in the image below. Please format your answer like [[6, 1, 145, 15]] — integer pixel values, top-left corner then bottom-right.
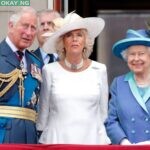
[[0, 69, 24, 105]]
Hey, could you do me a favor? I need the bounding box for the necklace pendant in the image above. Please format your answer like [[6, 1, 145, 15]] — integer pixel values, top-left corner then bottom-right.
[[71, 64, 77, 70], [65, 59, 84, 70]]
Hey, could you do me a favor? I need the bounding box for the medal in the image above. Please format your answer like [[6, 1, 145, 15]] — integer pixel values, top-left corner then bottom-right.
[[20, 61, 27, 76], [31, 64, 42, 82]]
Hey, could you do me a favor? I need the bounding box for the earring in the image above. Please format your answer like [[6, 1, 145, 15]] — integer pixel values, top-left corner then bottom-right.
[[83, 48, 86, 53], [62, 48, 66, 52]]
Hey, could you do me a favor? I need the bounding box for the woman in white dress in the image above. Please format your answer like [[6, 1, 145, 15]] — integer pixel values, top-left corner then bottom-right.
[[36, 12, 110, 145]]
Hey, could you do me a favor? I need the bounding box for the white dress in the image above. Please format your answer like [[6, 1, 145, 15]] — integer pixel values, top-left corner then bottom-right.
[[36, 61, 110, 144]]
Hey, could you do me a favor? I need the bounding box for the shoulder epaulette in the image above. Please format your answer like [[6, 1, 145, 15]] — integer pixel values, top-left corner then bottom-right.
[[0, 68, 23, 97]]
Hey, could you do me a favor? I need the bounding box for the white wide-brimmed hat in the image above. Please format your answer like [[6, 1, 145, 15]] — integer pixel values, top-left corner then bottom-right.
[[42, 12, 105, 53]]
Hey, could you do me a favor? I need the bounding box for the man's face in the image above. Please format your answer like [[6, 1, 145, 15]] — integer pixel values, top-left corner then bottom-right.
[[9, 12, 37, 50], [37, 12, 58, 47]]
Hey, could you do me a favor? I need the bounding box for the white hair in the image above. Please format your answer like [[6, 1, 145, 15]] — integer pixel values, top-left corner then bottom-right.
[[121, 46, 150, 61], [9, 6, 37, 25], [37, 9, 61, 18], [37, 9, 61, 28], [121, 49, 128, 61]]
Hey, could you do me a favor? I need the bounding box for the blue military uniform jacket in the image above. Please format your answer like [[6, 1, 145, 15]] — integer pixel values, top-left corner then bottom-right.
[[105, 72, 150, 144], [33, 48, 45, 67], [0, 40, 42, 143]]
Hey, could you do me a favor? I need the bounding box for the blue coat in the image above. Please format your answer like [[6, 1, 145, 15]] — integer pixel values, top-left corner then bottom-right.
[[0, 40, 42, 143], [105, 72, 150, 144], [33, 47, 59, 67]]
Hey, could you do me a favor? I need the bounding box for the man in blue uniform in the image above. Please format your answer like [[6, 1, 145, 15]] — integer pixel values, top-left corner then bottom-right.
[[0, 7, 42, 143]]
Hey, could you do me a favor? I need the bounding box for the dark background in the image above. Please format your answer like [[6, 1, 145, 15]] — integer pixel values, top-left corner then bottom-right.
[[68, 0, 150, 60], [68, 0, 150, 17], [67, 0, 150, 84]]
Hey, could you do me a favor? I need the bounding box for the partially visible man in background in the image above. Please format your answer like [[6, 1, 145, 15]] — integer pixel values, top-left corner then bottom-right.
[[34, 9, 61, 66], [0, 6, 42, 143]]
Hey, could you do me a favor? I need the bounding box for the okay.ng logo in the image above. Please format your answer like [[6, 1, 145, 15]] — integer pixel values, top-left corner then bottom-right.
[[0, 0, 30, 6]]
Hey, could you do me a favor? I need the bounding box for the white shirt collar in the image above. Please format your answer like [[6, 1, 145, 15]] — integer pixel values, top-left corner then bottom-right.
[[6, 37, 18, 52], [40, 48, 48, 60], [40, 48, 58, 64], [6, 36, 25, 54]]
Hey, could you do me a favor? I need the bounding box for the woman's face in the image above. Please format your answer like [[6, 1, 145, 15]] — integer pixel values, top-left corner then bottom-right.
[[63, 29, 86, 57], [127, 45, 150, 74]]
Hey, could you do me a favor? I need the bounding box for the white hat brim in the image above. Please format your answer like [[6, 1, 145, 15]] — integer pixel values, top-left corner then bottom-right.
[[42, 17, 105, 54]]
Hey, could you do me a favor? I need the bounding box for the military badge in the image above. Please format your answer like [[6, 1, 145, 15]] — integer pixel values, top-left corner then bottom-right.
[[20, 61, 27, 76], [31, 64, 42, 82]]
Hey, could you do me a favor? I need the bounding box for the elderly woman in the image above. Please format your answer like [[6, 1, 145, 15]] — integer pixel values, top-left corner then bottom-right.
[[36, 12, 110, 144], [105, 29, 150, 145]]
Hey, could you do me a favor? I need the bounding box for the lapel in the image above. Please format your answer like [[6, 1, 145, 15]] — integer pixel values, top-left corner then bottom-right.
[[143, 87, 150, 103], [33, 47, 44, 66], [25, 50, 34, 73], [125, 72, 149, 113], [0, 40, 20, 68]]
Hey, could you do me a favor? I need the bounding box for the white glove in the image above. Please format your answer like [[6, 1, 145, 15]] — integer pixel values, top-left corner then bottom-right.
[[135, 141, 150, 145], [120, 138, 132, 145]]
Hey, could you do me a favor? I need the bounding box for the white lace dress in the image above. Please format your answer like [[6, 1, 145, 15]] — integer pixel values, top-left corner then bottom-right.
[[36, 61, 110, 144]]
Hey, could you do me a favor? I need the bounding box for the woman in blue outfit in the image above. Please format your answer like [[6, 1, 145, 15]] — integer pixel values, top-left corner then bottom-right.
[[105, 29, 150, 145]]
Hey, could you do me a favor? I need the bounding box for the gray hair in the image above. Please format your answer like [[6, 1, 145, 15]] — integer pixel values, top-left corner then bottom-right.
[[121, 49, 128, 61], [37, 9, 61, 18], [121, 46, 150, 61], [55, 29, 94, 60], [9, 6, 37, 25], [37, 9, 61, 26]]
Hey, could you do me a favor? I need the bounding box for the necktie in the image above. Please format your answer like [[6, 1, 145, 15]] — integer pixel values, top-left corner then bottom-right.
[[48, 54, 54, 63], [16, 50, 24, 61]]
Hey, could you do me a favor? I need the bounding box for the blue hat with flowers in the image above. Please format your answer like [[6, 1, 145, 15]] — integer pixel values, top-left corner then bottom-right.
[[112, 29, 150, 59]]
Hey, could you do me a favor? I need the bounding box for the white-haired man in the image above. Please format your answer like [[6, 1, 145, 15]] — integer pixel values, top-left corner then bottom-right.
[[0, 6, 42, 144]]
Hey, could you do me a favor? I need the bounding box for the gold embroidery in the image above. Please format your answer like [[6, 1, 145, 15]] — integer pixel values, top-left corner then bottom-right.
[[0, 69, 24, 104]]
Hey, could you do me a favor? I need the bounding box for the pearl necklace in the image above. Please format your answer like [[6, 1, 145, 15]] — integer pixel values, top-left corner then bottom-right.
[[64, 59, 84, 70], [134, 75, 150, 87]]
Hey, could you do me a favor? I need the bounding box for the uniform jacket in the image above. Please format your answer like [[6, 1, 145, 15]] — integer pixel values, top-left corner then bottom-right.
[[105, 72, 150, 144], [33, 47, 44, 67], [33, 47, 58, 67], [0, 39, 42, 143]]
